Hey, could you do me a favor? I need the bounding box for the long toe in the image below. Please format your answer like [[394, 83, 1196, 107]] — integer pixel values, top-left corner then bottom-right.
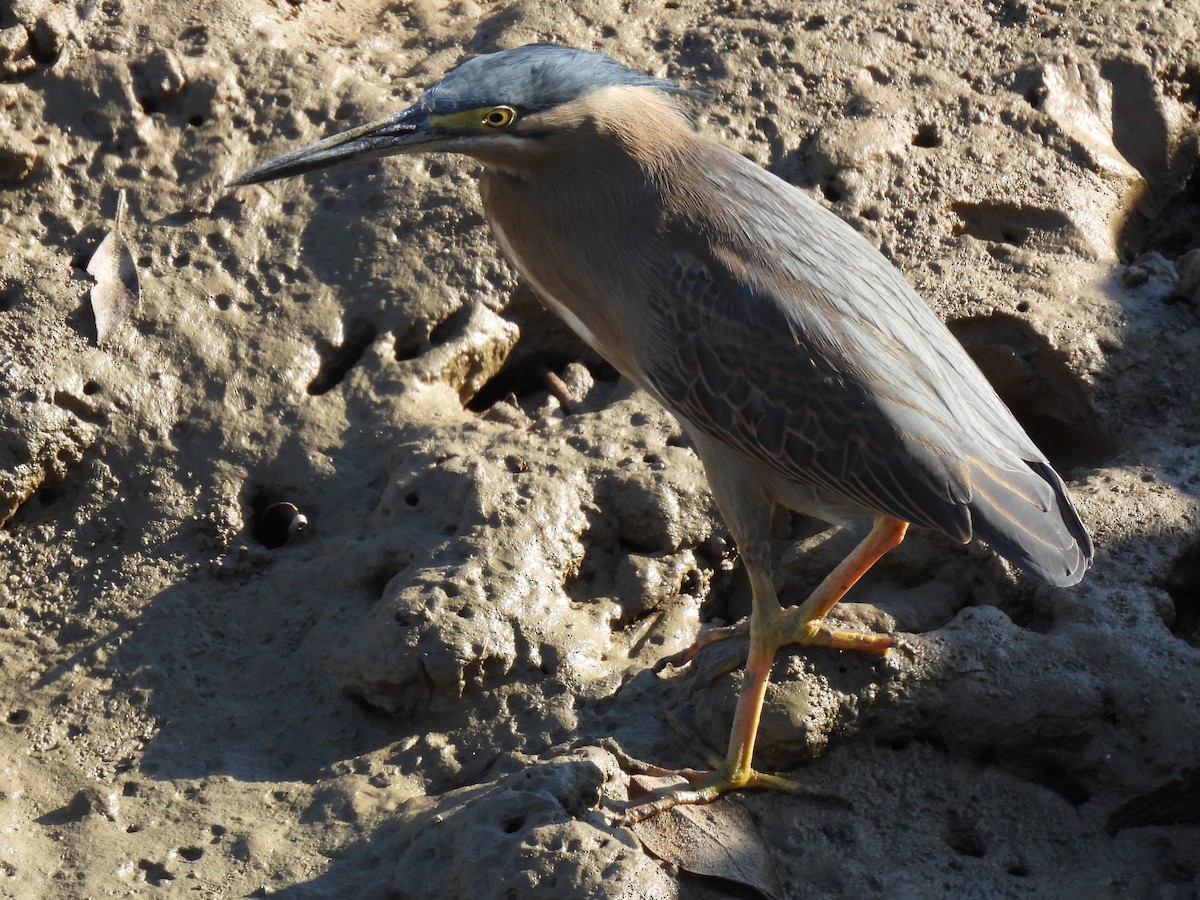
[[778, 606, 895, 656], [655, 618, 752, 671], [619, 763, 803, 825], [604, 739, 713, 783]]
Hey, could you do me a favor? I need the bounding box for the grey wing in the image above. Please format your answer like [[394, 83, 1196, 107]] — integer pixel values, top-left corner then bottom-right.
[[637, 247, 978, 541], [635, 155, 1091, 584]]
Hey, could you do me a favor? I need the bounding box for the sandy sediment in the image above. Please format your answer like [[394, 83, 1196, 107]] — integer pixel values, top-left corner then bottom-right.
[[1, 1, 1198, 896]]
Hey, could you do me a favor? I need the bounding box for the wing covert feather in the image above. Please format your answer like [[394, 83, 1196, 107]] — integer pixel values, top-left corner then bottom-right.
[[633, 147, 1062, 540]]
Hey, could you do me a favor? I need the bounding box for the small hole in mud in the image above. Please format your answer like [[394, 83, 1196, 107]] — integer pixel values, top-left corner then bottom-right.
[[617, 534, 664, 555], [405, 491, 420, 507], [252, 501, 307, 549], [0, 281, 22, 311], [820, 181, 843, 203], [246, 488, 306, 548], [36, 486, 64, 506], [428, 305, 471, 346], [501, 816, 525, 834], [83, 380, 102, 395], [137, 860, 173, 886], [364, 564, 404, 601], [178, 847, 204, 862], [1035, 763, 1090, 806], [1156, 541, 1200, 648], [945, 824, 986, 858], [188, 114, 205, 127], [394, 323, 426, 361], [1007, 863, 1030, 877], [6, 709, 29, 725], [29, 30, 62, 65], [912, 123, 942, 147]]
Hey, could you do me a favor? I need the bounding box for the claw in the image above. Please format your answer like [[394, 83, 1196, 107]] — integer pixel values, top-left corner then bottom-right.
[[654, 618, 751, 672]]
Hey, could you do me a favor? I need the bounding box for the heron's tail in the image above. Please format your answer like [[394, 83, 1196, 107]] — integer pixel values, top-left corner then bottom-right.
[[966, 458, 1092, 587]]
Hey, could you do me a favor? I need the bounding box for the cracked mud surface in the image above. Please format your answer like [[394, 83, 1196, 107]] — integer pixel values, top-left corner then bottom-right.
[[2, 0, 1199, 896]]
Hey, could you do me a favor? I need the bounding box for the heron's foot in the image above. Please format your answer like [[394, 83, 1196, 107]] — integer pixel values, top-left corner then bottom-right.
[[776, 605, 895, 656], [617, 757, 801, 825], [659, 608, 892, 676]]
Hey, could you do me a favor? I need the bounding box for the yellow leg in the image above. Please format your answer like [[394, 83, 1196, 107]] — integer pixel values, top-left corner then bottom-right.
[[620, 516, 908, 824]]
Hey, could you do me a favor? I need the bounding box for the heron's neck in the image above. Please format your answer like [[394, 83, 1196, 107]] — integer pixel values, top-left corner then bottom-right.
[[474, 88, 701, 384]]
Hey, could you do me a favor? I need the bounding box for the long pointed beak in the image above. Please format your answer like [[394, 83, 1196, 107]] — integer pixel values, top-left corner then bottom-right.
[[229, 106, 436, 187]]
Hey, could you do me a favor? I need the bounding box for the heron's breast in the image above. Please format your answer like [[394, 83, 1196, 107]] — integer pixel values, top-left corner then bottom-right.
[[480, 174, 649, 379], [486, 214, 609, 355]]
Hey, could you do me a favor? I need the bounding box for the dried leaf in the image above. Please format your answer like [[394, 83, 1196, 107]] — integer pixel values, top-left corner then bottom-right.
[[630, 777, 784, 900], [1034, 60, 1140, 181], [87, 189, 140, 346], [1107, 767, 1200, 833]]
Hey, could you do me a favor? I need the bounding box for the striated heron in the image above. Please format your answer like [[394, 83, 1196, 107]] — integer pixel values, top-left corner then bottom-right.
[[231, 44, 1092, 821]]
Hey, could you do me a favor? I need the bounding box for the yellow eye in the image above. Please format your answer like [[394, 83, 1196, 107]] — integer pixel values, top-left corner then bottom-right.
[[482, 106, 516, 128]]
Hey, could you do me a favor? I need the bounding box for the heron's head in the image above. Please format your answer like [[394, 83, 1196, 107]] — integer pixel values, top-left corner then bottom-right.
[[230, 44, 695, 185]]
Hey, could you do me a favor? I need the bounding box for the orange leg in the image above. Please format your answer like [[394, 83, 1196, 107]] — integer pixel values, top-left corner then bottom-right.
[[621, 516, 908, 824], [778, 516, 907, 653]]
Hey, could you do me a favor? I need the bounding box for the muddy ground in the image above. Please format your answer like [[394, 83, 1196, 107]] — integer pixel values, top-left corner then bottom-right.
[[2, 0, 1199, 897]]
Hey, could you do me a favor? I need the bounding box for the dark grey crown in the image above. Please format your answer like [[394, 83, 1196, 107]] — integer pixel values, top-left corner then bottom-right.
[[420, 44, 689, 114]]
